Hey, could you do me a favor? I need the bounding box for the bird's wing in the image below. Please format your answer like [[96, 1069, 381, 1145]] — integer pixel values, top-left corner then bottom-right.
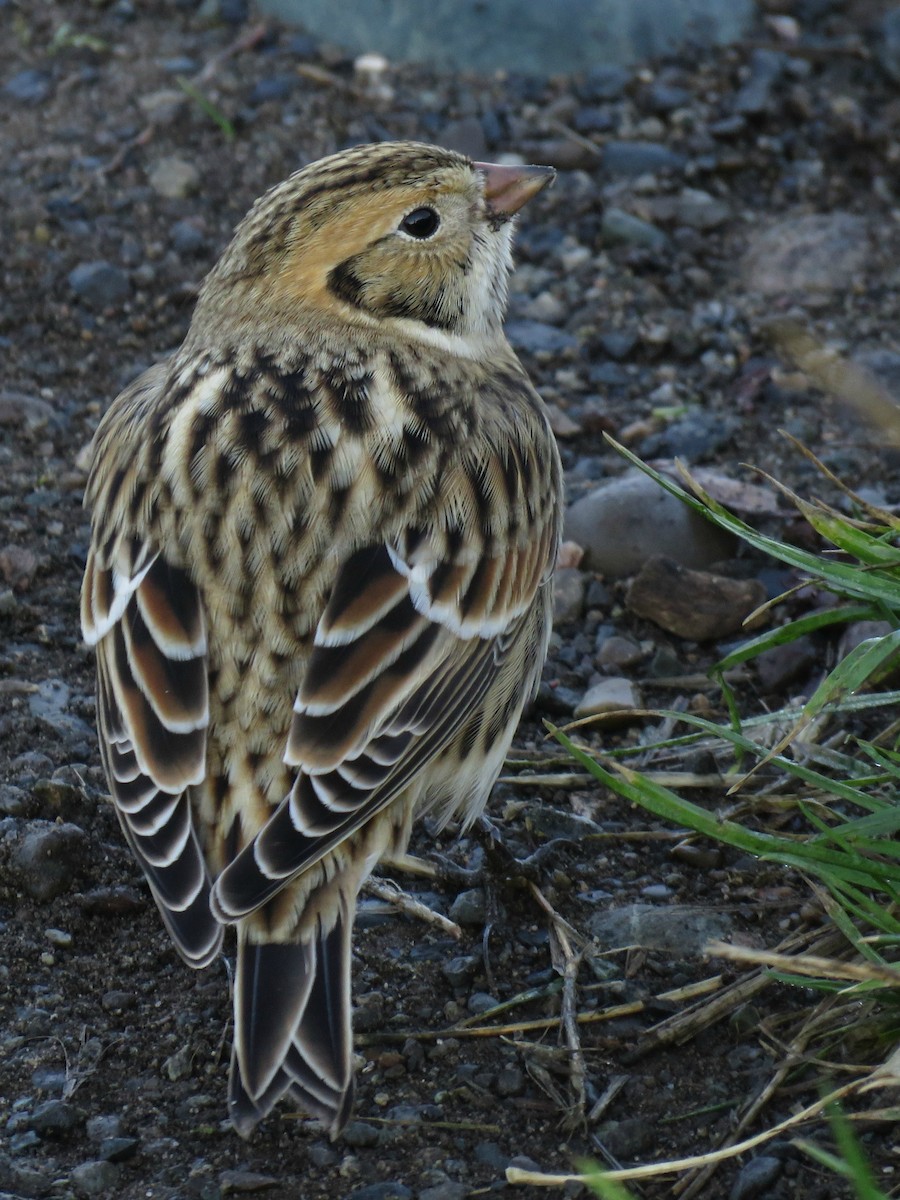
[[81, 367, 222, 968], [211, 474, 559, 923]]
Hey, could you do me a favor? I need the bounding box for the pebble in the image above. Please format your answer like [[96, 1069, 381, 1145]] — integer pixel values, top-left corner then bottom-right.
[[467, 991, 498, 1014], [495, 1065, 525, 1097], [29, 1099, 83, 1136], [170, 218, 209, 256], [598, 1116, 656, 1159], [638, 411, 740, 461], [308, 1143, 339, 1168], [341, 1121, 381, 1148], [11, 822, 88, 901], [564, 470, 736, 577], [552, 567, 586, 625], [67, 262, 131, 310], [448, 889, 486, 925], [574, 677, 642, 723], [880, 7, 900, 83], [350, 1185, 413, 1200], [579, 64, 630, 101], [418, 1184, 467, 1200], [70, 1160, 121, 1197], [219, 1168, 280, 1192], [249, 75, 295, 105], [742, 212, 870, 295], [601, 208, 668, 250], [626, 556, 766, 641], [0, 391, 57, 433], [728, 1154, 783, 1199], [4, 69, 52, 104], [733, 49, 784, 114], [441, 954, 480, 987], [149, 155, 201, 199], [588, 903, 733, 955], [602, 140, 685, 177], [596, 633, 644, 669], [504, 320, 579, 356], [755, 636, 818, 693], [0, 545, 37, 591], [98, 1136, 139, 1162]]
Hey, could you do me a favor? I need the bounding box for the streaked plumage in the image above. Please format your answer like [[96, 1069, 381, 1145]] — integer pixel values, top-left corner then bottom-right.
[[81, 140, 562, 1137]]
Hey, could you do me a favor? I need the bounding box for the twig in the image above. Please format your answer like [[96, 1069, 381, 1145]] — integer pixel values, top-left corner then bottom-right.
[[362, 877, 461, 940]]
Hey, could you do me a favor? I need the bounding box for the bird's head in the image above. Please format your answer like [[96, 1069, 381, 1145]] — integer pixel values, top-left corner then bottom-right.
[[192, 141, 554, 353]]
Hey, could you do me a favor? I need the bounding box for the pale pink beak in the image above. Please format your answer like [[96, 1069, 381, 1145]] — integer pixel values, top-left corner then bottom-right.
[[474, 161, 556, 216]]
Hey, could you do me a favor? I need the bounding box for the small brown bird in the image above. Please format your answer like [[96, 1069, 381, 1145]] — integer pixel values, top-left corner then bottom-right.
[[81, 141, 562, 1137]]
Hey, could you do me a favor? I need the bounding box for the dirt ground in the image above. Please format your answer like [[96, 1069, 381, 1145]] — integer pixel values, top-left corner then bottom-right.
[[2, 2, 899, 1198]]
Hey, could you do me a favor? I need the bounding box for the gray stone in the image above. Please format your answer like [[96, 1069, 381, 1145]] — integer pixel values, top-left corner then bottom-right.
[[99, 1137, 139, 1163], [350, 1186, 413, 1200], [4, 69, 52, 104], [733, 49, 784, 114], [505, 320, 579, 356], [495, 1065, 525, 1097], [552, 567, 586, 625], [880, 8, 900, 83], [11, 822, 88, 901], [418, 1184, 467, 1200], [342, 1120, 381, 1147], [70, 1160, 121, 1197], [467, 991, 499, 1014], [0, 392, 56, 433], [149, 156, 201, 199], [449, 888, 486, 926], [755, 636, 818, 693], [728, 1154, 783, 1199], [442, 954, 481, 987], [602, 140, 685, 177], [564, 470, 736, 578], [256, 0, 753, 74], [598, 1116, 655, 1159], [580, 64, 631, 100], [742, 213, 870, 295], [601, 208, 668, 250], [574, 677, 642, 722], [67, 262, 131, 310], [588, 903, 732, 955], [638, 411, 739, 461], [626, 556, 766, 641], [440, 116, 487, 159], [29, 1099, 83, 1136], [219, 1168, 280, 1192]]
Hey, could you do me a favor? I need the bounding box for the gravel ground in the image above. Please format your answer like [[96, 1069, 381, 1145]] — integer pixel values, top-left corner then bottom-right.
[[2, 3, 899, 1198]]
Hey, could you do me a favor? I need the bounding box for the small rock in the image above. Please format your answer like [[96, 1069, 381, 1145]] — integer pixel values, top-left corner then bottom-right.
[[0, 545, 37, 591], [742, 213, 869, 295], [467, 992, 498, 1015], [441, 115, 487, 159], [574, 677, 642, 723], [419, 1184, 467, 1200], [29, 1099, 83, 1137], [728, 1154, 783, 1200], [308, 1143, 339, 1168], [495, 1065, 524, 1097], [0, 391, 56, 432], [448, 889, 486, 926], [137, 88, 188, 126], [219, 1168, 280, 1193], [638, 412, 739, 461], [11, 822, 88, 901], [149, 155, 201, 199], [596, 634, 644, 669], [552, 567, 586, 625], [349, 1185, 413, 1200], [99, 1137, 139, 1163], [588, 904, 732, 955], [880, 7, 900, 82], [733, 49, 784, 114], [626, 557, 766, 642], [442, 955, 480, 987], [755, 636, 818, 693], [579, 65, 630, 101], [163, 1044, 193, 1081], [505, 320, 579, 357], [602, 140, 685, 177], [601, 208, 668, 251], [249, 75, 294, 105], [5, 1161, 52, 1196], [564, 470, 735, 578], [4, 69, 52, 104], [101, 990, 135, 1012], [67, 261, 130, 310], [342, 1121, 381, 1148], [545, 403, 581, 438], [170, 218, 208, 256], [70, 1160, 120, 1197], [597, 1116, 655, 1159]]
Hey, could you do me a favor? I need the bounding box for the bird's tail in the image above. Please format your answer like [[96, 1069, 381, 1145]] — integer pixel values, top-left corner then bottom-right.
[[229, 898, 355, 1138]]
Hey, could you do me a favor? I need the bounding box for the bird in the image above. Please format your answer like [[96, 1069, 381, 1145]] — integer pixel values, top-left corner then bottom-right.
[[80, 140, 562, 1138]]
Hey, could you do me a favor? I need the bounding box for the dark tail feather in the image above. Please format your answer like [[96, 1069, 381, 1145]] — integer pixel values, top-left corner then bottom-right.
[[229, 901, 354, 1138]]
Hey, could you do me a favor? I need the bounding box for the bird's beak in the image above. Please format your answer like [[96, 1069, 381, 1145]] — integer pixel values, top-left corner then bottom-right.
[[475, 161, 556, 216]]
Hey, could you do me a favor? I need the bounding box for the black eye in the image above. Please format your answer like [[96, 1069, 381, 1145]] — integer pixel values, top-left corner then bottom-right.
[[399, 207, 440, 239]]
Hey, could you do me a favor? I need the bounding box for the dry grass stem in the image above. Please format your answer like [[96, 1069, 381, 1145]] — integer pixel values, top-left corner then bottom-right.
[[362, 877, 462, 940]]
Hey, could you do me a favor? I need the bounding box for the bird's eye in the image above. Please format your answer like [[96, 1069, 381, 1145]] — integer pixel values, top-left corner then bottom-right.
[[399, 207, 440, 239]]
